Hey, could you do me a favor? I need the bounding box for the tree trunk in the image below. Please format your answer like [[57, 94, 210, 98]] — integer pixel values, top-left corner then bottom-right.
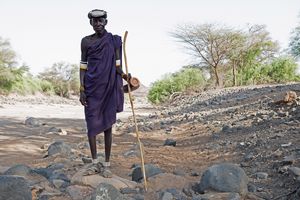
[[232, 61, 237, 86], [213, 66, 220, 87]]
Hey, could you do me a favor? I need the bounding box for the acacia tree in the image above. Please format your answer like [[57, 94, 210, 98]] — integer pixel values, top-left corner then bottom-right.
[[172, 23, 279, 87], [171, 23, 237, 87], [226, 25, 278, 86], [223, 31, 246, 86]]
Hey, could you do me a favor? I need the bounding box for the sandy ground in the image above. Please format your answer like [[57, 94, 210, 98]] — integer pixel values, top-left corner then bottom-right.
[[0, 98, 155, 173]]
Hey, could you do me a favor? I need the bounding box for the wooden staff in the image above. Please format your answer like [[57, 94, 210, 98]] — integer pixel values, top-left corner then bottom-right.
[[123, 31, 148, 191]]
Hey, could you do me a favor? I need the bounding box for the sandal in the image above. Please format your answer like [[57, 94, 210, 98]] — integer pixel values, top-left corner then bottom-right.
[[100, 162, 112, 178], [101, 167, 113, 178], [83, 162, 103, 176]]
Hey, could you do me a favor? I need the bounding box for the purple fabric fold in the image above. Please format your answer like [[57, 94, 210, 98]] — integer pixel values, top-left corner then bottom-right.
[[84, 31, 124, 136]]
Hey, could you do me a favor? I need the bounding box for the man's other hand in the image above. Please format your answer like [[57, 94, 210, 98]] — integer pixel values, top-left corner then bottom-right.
[[79, 91, 87, 106]]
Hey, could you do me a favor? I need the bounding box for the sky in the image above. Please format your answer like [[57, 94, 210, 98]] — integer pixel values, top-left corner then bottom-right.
[[0, 0, 299, 86]]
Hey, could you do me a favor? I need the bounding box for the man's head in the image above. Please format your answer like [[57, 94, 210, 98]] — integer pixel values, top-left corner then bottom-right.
[[88, 9, 107, 34]]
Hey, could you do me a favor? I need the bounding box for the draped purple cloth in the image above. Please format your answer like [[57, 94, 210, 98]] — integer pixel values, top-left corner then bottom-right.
[[84, 31, 124, 136]]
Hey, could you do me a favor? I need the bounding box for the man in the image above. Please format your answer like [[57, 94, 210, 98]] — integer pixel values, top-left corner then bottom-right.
[[79, 9, 130, 177]]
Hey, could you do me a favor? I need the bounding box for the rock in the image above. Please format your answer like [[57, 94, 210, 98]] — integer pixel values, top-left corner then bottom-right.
[[244, 153, 254, 161], [47, 127, 61, 133], [89, 183, 124, 200], [147, 173, 188, 192], [255, 172, 268, 179], [282, 153, 299, 163], [120, 187, 138, 194], [222, 125, 232, 132], [194, 192, 241, 200], [163, 188, 188, 200], [183, 185, 194, 197], [163, 139, 176, 147], [296, 188, 300, 198], [247, 182, 257, 192], [4, 164, 32, 176], [49, 172, 70, 183], [78, 142, 90, 149], [245, 193, 265, 200], [38, 191, 62, 200], [196, 163, 248, 195], [47, 141, 72, 156], [190, 171, 200, 176], [272, 149, 283, 157], [160, 191, 173, 200], [0, 175, 32, 200], [33, 163, 65, 179], [25, 117, 42, 127], [71, 166, 137, 189], [281, 142, 292, 147], [173, 169, 185, 176], [59, 129, 68, 135], [52, 179, 69, 189], [124, 150, 138, 157], [288, 166, 300, 177], [132, 164, 163, 182], [82, 157, 93, 164], [66, 185, 93, 200], [4, 164, 48, 185], [131, 194, 145, 200], [35, 168, 66, 188], [48, 127, 67, 135]]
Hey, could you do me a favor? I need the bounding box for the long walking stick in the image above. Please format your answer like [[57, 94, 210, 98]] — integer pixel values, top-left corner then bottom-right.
[[123, 31, 148, 191]]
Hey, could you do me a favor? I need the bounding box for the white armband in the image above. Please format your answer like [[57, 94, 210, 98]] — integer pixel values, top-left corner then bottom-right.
[[116, 59, 121, 67], [80, 61, 87, 70]]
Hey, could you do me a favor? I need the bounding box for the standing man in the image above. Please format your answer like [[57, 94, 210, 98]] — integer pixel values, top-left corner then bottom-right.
[[79, 9, 130, 177]]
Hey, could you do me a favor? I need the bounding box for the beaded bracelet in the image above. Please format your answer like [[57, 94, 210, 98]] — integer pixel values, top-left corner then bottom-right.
[[80, 85, 85, 92]]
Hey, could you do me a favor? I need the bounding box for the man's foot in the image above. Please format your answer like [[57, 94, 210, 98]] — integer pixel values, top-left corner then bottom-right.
[[83, 162, 102, 176], [102, 167, 113, 178], [101, 162, 112, 178]]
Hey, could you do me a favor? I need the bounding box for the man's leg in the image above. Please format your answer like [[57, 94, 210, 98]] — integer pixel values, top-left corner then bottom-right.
[[88, 135, 97, 161], [103, 127, 113, 178], [104, 127, 112, 162]]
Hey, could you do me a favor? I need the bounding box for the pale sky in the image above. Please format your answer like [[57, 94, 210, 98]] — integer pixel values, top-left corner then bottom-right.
[[0, 0, 299, 86]]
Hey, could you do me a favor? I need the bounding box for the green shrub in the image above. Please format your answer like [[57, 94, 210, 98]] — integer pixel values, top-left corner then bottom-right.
[[148, 68, 206, 104], [236, 57, 299, 85], [0, 67, 15, 93], [39, 79, 54, 94], [10, 76, 41, 95], [264, 57, 299, 82], [53, 82, 70, 97]]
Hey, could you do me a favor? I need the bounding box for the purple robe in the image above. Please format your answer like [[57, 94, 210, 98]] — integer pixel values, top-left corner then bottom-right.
[[84, 31, 124, 136]]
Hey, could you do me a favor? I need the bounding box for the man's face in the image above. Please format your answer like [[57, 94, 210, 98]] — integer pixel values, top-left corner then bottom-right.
[[91, 18, 107, 34]]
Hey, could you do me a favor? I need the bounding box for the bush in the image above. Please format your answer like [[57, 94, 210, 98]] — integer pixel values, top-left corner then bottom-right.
[[10, 76, 42, 95], [236, 57, 299, 85], [0, 67, 15, 94], [263, 57, 299, 82], [39, 79, 54, 94], [148, 68, 206, 104]]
